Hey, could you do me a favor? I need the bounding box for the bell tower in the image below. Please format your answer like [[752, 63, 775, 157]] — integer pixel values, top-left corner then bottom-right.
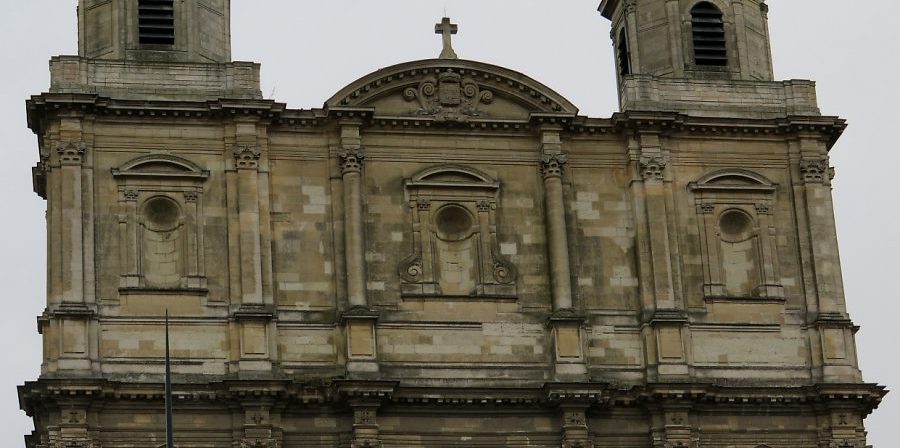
[[51, 0, 258, 101], [78, 0, 231, 63], [598, 0, 814, 118], [600, 0, 773, 81]]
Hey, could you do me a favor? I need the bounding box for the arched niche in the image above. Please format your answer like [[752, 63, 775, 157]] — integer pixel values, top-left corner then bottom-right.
[[113, 153, 209, 294], [398, 165, 516, 299], [690, 169, 782, 300]]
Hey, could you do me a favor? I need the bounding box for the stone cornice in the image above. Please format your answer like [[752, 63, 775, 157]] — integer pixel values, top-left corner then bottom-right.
[[20, 379, 887, 417], [26, 95, 846, 149]]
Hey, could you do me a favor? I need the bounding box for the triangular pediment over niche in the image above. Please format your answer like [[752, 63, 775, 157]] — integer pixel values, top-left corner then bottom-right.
[[326, 59, 578, 122]]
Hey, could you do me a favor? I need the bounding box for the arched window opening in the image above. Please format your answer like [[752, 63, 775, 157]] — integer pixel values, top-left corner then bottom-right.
[[138, 0, 175, 45], [617, 28, 632, 76], [691, 2, 727, 66]]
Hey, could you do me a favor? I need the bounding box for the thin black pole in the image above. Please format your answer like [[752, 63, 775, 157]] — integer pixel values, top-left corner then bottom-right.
[[164, 310, 174, 448]]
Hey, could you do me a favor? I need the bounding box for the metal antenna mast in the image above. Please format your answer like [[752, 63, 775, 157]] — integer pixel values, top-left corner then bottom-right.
[[165, 310, 174, 448]]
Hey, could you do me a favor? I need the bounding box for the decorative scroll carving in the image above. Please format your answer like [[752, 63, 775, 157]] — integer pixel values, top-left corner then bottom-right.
[[492, 250, 517, 285], [755, 203, 771, 215], [123, 190, 139, 201], [540, 152, 568, 179], [398, 254, 423, 283], [56, 141, 87, 165], [639, 154, 668, 180], [233, 145, 262, 170], [183, 191, 199, 203], [403, 71, 494, 123], [800, 157, 829, 184], [339, 149, 366, 175]]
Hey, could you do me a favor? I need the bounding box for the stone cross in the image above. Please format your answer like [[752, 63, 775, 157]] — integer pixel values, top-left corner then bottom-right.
[[435, 17, 459, 59]]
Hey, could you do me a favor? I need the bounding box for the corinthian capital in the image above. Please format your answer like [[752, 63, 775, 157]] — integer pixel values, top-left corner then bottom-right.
[[233, 145, 261, 170], [56, 140, 86, 165], [639, 155, 668, 181], [339, 149, 365, 175], [540, 152, 568, 179], [800, 157, 830, 184]]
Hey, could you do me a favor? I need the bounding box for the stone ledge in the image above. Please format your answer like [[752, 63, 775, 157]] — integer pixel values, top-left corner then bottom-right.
[[49, 55, 262, 101], [620, 75, 821, 119]]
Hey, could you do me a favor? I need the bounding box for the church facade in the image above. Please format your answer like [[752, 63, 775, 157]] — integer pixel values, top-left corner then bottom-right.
[[19, 1, 886, 447]]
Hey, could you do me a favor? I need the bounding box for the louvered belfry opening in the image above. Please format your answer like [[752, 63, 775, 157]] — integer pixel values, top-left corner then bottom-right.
[[138, 0, 175, 45], [617, 28, 632, 76], [691, 2, 727, 66]]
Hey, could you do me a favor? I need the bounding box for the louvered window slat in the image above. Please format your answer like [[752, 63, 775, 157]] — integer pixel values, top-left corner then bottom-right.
[[617, 28, 631, 76], [138, 0, 175, 45], [691, 2, 727, 66]]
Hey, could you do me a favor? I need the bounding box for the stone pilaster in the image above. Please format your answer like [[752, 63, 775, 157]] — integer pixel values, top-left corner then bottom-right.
[[335, 381, 396, 448], [630, 129, 689, 381], [227, 118, 276, 374], [545, 384, 605, 448], [235, 401, 283, 448], [339, 122, 368, 308], [338, 118, 379, 377], [650, 407, 697, 448], [794, 135, 861, 383], [561, 406, 593, 448], [539, 125, 586, 379], [233, 143, 264, 306], [43, 400, 101, 448], [43, 115, 98, 375]]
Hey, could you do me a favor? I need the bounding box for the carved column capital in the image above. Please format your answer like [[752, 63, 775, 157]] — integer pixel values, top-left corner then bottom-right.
[[697, 203, 715, 214], [56, 140, 86, 165], [340, 149, 366, 175], [639, 154, 668, 181], [233, 144, 261, 170], [123, 189, 139, 202], [540, 152, 568, 179], [238, 438, 280, 448], [800, 157, 830, 184]]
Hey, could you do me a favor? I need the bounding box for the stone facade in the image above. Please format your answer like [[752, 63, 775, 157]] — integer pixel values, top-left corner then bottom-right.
[[18, 1, 885, 447]]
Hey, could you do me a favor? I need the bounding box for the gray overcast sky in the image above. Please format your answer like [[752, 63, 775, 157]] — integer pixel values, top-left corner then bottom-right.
[[1, 1, 897, 446]]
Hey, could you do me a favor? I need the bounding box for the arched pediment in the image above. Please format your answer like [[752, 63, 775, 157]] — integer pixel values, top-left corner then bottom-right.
[[407, 165, 499, 190], [327, 59, 578, 122], [689, 169, 776, 193], [112, 153, 209, 180]]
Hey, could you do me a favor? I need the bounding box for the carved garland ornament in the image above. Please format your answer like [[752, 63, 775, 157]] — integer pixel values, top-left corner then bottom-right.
[[403, 71, 494, 123]]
